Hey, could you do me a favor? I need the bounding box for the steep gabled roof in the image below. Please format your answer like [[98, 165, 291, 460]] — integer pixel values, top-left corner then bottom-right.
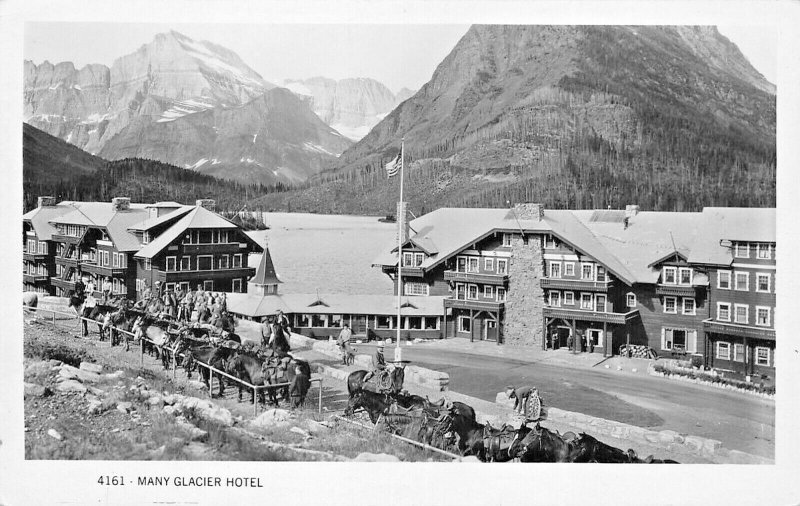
[[688, 208, 776, 265], [134, 206, 262, 259], [128, 206, 194, 231], [23, 202, 77, 240], [106, 210, 153, 252]]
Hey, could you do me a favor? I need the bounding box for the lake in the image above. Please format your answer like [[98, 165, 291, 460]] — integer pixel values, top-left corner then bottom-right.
[[245, 213, 396, 296]]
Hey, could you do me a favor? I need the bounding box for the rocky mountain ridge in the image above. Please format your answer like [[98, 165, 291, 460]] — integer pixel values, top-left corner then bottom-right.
[[24, 30, 349, 185], [282, 77, 415, 140]]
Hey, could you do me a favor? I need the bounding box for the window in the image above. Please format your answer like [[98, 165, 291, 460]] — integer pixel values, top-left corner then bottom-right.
[[27, 239, 36, 253], [404, 282, 429, 296], [458, 316, 471, 333], [595, 294, 607, 312], [733, 344, 745, 362], [497, 259, 508, 275], [232, 254, 242, 268], [142, 231, 151, 244], [564, 292, 575, 305], [166, 256, 177, 272], [180, 257, 191, 271], [311, 314, 327, 327], [376, 316, 394, 329], [596, 266, 606, 282], [218, 255, 229, 269], [580, 293, 593, 310], [755, 347, 770, 366], [663, 296, 677, 314], [329, 315, 343, 328], [165, 283, 175, 292], [581, 263, 594, 280], [716, 342, 731, 360], [756, 307, 771, 326], [662, 328, 691, 351], [496, 288, 506, 302], [734, 243, 749, 258], [468, 257, 479, 273], [756, 273, 770, 293], [199, 230, 213, 244], [757, 243, 772, 260], [467, 284, 478, 300], [484, 258, 494, 272], [735, 272, 749, 291], [549, 262, 561, 278], [564, 262, 575, 277], [718, 270, 731, 289], [683, 298, 696, 315], [717, 302, 731, 322], [39, 241, 47, 254], [549, 291, 561, 307], [414, 253, 424, 267], [662, 266, 677, 284], [144, 258, 152, 271], [118, 254, 126, 269], [626, 292, 637, 308], [455, 283, 466, 300], [544, 234, 557, 249], [424, 317, 439, 330], [179, 282, 189, 292], [103, 251, 110, 266], [406, 316, 422, 330], [402, 252, 414, 267], [203, 280, 213, 291], [484, 286, 494, 299], [734, 304, 749, 324], [679, 268, 692, 285], [502, 234, 512, 247], [112, 252, 118, 268], [197, 256, 213, 271]]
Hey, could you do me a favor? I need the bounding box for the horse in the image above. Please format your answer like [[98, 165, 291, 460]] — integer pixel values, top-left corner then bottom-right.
[[132, 315, 178, 368], [510, 422, 574, 463], [225, 352, 268, 403], [567, 433, 642, 463], [346, 366, 405, 396], [262, 354, 311, 406], [344, 389, 393, 424], [183, 344, 236, 397], [104, 304, 137, 348], [439, 404, 489, 459]]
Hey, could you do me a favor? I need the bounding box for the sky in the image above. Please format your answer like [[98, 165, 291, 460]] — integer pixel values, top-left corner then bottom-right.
[[23, 23, 776, 93]]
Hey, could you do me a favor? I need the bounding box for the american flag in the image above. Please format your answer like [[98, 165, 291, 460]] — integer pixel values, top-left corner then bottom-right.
[[385, 152, 402, 177]]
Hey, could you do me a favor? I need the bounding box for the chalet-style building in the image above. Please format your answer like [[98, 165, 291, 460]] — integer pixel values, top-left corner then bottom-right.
[[22, 197, 261, 300], [373, 203, 776, 379]]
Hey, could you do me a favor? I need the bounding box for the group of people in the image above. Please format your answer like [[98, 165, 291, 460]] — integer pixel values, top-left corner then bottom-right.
[[139, 281, 234, 332], [258, 310, 310, 407], [335, 323, 387, 384]]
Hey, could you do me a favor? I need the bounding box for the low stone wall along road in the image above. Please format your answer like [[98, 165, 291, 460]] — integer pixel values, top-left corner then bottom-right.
[[366, 344, 774, 459]]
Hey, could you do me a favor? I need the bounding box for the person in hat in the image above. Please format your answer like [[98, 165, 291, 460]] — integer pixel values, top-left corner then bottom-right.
[[336, 323, 354, 365], [276, 309, 291, 334], [362, 342, 386, 384], [507, 385, 536, 418]]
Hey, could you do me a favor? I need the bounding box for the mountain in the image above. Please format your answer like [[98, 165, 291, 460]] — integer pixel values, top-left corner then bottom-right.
[[22, 122, 285, 212], [282, 77, 415, 140], [24, 31, 351, 184], [258, 25, 774, 214]]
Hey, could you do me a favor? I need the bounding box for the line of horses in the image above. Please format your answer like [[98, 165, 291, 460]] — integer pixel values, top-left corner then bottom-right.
[[65, 293, 311, 408], [343, 371, 679, 463]]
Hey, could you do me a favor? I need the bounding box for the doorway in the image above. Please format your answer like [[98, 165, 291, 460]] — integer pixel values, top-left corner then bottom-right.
[[483, 319, 497, 341]]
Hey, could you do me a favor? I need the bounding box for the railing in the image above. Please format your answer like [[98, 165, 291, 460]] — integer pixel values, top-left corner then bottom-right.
[[543, 306, 639, 324], [655, 284, 699, 297], [540, 277, 612, 292], [444, 270, 508, 286], [23, 305, 323, 416], [444, 298, 505, 312]]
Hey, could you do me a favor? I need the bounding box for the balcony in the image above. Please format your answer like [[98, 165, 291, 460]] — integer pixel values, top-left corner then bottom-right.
[[655, 284, 699, 297], [51, 278, 76, 291], [23, 251, 48, 261], [543, 306, 639, 325], [51, 234, 83, 245], [445, 298, 505, 312], [81, 262, 127, 277], [23, 273, 49, 284], [181, 243, 244, 255], [703, 319, 776, 341], [540, 277, 612, 292], [445, 270, 508, 286], [54, 257, 79, 268], [161, 267, 256, 282], [383, 265, 425, 277]]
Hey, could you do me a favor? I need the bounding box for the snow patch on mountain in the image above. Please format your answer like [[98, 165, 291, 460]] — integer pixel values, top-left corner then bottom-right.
[[157, 98, 215, 123]]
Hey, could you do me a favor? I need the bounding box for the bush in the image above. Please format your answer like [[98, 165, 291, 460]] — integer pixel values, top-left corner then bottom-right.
[[653, 364, 774, 395]]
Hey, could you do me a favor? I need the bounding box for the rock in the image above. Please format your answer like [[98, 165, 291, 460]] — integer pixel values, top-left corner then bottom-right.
[[25, 362, 52, 377], [59, 364, 101, 383], [658, 430, 678, 444], [703, 438, 723, 454], [644, 431, 660, 443], [47, 429, 62, 440], [250, 409, 293, 429], [163, 405, 178, 416], [163, 394, 181, 405], [147, 396, 164, 407], [116, 402, 133, 413], [48, 359, 62, 366], [305, 419, 329, 435], [175, 417, 208, 442], [79, 362, 103, 374], [87, 399, 104, 415], [87, 387, 105, 397], [57, 379, 88, 393], [24, 382, 51, 398], [103, 371, 125, 380], [353, 452, 400, 462], [174, 396, 234, 427], [290, 426, 311, 438], [683, 436, 705, 452]]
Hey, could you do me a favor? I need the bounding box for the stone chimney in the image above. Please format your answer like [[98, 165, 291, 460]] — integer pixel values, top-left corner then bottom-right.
[[37, 196, 56, 207], [196, 199, 216, 211], [514, 203, 545, 221], [111, 197, 130, 211]]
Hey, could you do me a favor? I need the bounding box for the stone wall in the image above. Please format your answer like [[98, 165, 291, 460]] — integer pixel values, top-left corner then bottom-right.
[[503, 234, 545, 346]]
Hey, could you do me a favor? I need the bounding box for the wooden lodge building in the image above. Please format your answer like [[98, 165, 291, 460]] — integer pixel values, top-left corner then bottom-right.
[[372, 204, 776, 379], [22, 197, 261, 300]]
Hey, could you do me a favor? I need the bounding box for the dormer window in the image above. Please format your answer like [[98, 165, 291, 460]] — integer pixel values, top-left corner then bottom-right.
[[662, 266, 677, 284], [142, 231, 151, 245], [679, 267, 692, 285], [757, 243, 772, 260], [502, 234, 513, 247], [734, 242, 749, 258]]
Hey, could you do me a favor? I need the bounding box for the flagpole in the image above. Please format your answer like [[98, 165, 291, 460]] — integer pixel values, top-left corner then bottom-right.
[[395, 139, 404, 364]]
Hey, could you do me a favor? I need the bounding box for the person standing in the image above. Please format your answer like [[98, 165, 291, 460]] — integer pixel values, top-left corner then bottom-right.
[[101, 277, 112, 304], [260, 316, 272, 348], [289, 365, 310, 408], [336, 324, 353, 364], [81, 289, 98, 337]]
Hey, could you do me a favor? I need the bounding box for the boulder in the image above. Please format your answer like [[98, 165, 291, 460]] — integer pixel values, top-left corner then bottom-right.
[[24, 382, 51, 398], [59, 364, 101, 383], [116, 402, 133, 413], [79, 362, 103, 374], [305, 419, 330, 435], [24, 361, 52, 377], [47, 428, 62, 440], [290, 426, 311, 438], [48, 359, 62, 367], [87, 399, 105, 415], [250, 408, 293, 429], [147, 396, 164, 408], [175, 396, 233, 427], [353, 452, 400, 462], [103, 371, 125, 380], [175, 417, 208, 442], [57, 379, 88, 393], [163, 405, 178, 416]]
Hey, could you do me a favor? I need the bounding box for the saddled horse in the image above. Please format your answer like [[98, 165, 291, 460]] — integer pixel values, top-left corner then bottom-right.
[[226, 351, 268, 403], [262, 354, 311, 406], [132, 315, 179, 368], [104, 304, 138, 349], [182, 343, 237, 397], [568, 433, 646, 463], [508, 422, 574, 463], [346, 367, 405, 397], [439, 403, 489, 459], [344, 389, 393, 424]]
